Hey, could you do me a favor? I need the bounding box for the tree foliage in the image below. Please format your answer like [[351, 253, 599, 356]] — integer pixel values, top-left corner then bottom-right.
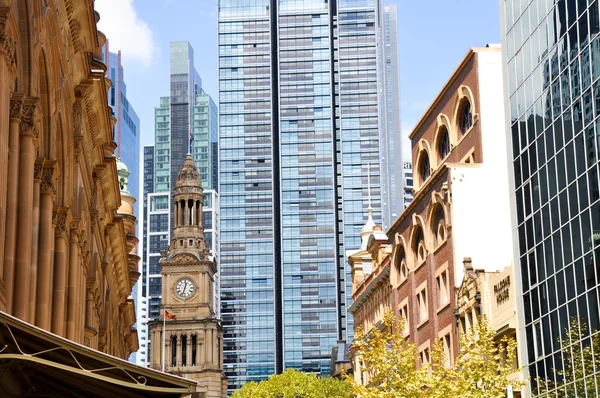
[[350, 311, 525, 398], [231, 368, 352, 398], [537, 317, 600, 397]]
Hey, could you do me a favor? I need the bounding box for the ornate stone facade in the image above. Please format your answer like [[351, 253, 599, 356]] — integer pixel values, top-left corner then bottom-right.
[[149, 155, 227, 397], [0, 0, 139, 359]]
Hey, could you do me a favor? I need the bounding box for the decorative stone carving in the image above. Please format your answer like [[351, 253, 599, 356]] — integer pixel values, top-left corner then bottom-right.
[[20, 100, 41, 141], [10, 97, 22, 120], [73, 102, 83, 135], [53, 209, 68, 237], [0, 16, 17, 68], [41, 165, 57, 195], [34, 162, 43, 181]]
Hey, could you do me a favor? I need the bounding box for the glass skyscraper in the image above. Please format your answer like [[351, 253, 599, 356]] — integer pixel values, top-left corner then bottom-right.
[[501, 0, 600, 395], [102, 44, 141, 364], [139, 42, 220, 366], [218, 0, 400, 391]]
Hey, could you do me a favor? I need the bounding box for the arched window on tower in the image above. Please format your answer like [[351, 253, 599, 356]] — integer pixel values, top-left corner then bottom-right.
[[181, 335, 187, 366], [171, 335, 177, 367], [191, 334, 197, 366]]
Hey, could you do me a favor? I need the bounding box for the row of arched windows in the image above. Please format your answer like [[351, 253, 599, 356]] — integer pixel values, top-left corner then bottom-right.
[[416, 86, 476, 188], [394, 202, 449, 285]]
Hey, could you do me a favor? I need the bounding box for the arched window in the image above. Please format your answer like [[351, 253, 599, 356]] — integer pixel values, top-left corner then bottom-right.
[[418, 151, 430, 184], [432, 206, 446, 247], [413, 227, 426, 264], [171, 335, 177, 367], [437, 126, 450, 160], [396, 247, 408, 283], [459, 100, 473, 134]]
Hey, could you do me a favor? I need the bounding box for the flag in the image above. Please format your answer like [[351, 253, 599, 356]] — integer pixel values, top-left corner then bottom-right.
[[164, 309, 176, 320]]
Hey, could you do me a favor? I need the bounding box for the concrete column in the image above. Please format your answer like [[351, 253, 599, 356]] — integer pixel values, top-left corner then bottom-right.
[[13, 108, 38, 322], [66, 227, 80, 340], [28, 165, 42, 320], [51, 211, 68, 336], [186, 332, 192, 367], [35, 167, 55, 329], [4, 96, 21, 313]]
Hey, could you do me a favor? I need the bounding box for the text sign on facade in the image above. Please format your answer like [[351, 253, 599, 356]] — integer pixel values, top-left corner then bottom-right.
[[494, 276, 510, 305]]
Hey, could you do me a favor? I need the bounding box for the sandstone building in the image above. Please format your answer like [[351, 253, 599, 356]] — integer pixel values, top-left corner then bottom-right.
[[349, 46, 520, 383], [149, 154, 227, 398], [0, 0, 199, 395]]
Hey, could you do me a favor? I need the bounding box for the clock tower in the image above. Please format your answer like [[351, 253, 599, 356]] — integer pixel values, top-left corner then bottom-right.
[[149, 154, 227, 397]]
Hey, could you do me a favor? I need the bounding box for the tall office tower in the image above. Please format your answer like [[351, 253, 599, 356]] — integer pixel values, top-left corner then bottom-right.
[[501, 1, 600, 396], [381, 4, 402, 226], [141, 41, 220, 366], [103, 44, 141, 216], [136, 146, 155, 365], [402, 161, 413, 209], [218, 0, 398, 391], [102, 43, 141, 363]]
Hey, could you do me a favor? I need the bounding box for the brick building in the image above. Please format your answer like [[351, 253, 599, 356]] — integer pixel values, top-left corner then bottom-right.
[[349, 46, 517, 378]]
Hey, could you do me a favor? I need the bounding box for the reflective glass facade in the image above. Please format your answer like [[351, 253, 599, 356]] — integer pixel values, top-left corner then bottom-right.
[[501, 0, 600, 395], [381, 4, 402, 226], [218, 0, 395, 392], [102, 47, 141, 364]]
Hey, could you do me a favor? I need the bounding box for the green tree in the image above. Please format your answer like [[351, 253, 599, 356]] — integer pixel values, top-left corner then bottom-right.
[[351, 311, 525, 398], [231, 368, 353, 398], [537, 317, 600, 397]]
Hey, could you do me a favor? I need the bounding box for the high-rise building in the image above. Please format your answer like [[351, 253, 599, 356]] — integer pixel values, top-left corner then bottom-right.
[[501, 1, 600, 396], [102, 42, 141, 364], [218, 0, 400, 391], [381, 4, 403, 226], [140, 42, 220, 367], [103, 44, 141, 217], [402, 161, 413, 209]]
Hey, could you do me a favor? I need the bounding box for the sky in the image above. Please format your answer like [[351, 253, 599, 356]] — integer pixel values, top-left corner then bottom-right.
[[96, 0, 501, 162]]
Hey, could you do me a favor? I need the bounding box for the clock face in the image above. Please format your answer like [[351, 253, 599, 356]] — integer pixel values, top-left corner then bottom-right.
[[175, 278, 195, 298]]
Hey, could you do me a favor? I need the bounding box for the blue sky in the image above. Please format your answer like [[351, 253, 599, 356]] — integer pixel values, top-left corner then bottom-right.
[[97, 0, 500, 161]]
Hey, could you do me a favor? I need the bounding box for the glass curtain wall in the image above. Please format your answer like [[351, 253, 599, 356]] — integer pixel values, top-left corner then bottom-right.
[[502, 0, 600, 396]]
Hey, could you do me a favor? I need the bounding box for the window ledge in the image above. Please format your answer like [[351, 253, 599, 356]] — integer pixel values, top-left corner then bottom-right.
[[433, 239, 448, 255], [414, 259, 427, 272], [417, 318, 429, 329], [397, 277, 408, 289], [437, 301, 451, 315]]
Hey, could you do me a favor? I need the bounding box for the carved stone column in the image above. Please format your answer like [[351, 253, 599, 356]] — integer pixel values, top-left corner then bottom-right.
[[14, 98, 40, 322], [186, 332, 192, 367], [176, 333, 182, 367], [0, 10, 17, 296], [35, 162, 56, 329], [29, 160, 42, 320], [51, 209, 68, 336], [66, 226, 80, 340], [4, 95, 21, 313], [199, 332, 205, 366]]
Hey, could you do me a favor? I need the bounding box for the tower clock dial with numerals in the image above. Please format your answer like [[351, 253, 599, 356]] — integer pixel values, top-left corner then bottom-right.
[[175, 277, 195, 298]]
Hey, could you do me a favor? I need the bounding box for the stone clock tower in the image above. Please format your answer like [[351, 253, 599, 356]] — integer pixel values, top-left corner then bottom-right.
[[149, 154, 227, 397]]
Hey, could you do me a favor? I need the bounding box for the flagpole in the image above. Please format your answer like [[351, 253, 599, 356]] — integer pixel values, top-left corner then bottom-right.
[[162, 309, 166, 372]]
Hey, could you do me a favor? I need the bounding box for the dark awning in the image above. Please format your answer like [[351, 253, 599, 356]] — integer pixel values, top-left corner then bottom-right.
[[0, 311, 200, 397]]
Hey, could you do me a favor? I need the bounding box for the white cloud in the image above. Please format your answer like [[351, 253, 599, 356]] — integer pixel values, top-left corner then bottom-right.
[[95, 0, 155, 66]]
